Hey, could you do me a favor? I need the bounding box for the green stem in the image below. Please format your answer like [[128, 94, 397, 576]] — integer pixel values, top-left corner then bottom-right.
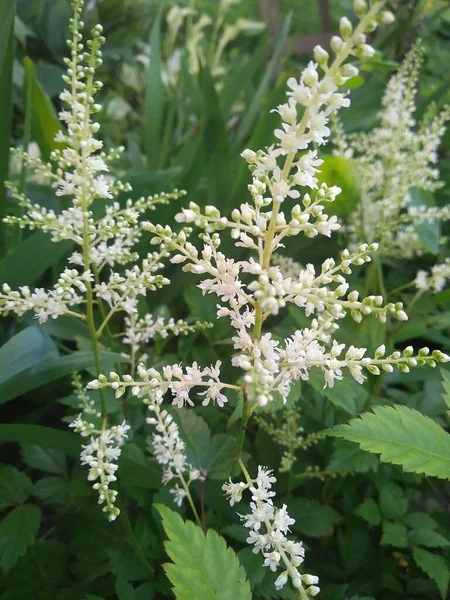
[[179, 473, 203, 531], [230, 393, 249, 478]]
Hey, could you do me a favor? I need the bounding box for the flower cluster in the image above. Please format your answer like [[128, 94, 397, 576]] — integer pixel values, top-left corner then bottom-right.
[[333, 44, 450, 258], [163, 1, 264, 84], [223, 466, 319, 596], [146, 394, 202, 507], [89, 361, 240, 409], [123, 313, 212, 365], [70, 416, 130, 521], [92, 2, 450, 411], [415, 259, 450, 294], [1, 0, 193, 517]]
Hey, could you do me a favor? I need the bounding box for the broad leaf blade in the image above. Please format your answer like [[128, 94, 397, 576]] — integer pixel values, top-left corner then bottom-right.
[[0, 350, 129, 403], [0, 326, 58, 387], [330, 405, 450, 479], [156, 504, 251, 600], [0, 504, 41, 572]]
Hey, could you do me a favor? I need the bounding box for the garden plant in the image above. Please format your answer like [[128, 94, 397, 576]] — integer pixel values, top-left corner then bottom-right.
[[1, 1, 450, 599]]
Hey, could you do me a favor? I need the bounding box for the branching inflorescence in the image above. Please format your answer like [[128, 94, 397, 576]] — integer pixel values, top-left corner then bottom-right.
[[333, 43, 450, 258], [0, 0, 208, 520], [89, 0, 449, 592]]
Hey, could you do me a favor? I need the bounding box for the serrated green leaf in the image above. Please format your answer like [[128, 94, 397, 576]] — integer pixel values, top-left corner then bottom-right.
[[377, 480, 409, 520], [330, 405, 450, 479], [381, 521, 408, 548], [21, 444, 66, 476], [355, 498, 381, 526], [413, 547, 450, 599], [175, 409, 213, 471], [327, 439, 378, 473], [116, 576, 136, 600], [409, 529, 450, 548], [32, 477, 67, 504], [403, 512, 438, 531], [0, 504, 41, 572], [156, 504, 251, 600], [289, 498, 342, 538], [0, 464, 32, 510]]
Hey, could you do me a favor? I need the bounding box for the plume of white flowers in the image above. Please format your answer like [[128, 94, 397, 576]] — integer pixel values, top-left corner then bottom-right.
[[70, 416, 130, 521], [0, 0, 201, 519], [415, 259, 450, 294], [92, 1, 449, 412], [333, 44, 450, 258], [223, 465, 319, 597], [146, 393, 202, 509]]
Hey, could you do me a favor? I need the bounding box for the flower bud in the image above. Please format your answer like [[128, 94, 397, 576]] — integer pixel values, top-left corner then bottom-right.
[[353, 0, 367, 15], [339, 16, 353, 38], [378, 11, 395, 25], [313, 45, 329, 64], [330, 36, 344, 54]]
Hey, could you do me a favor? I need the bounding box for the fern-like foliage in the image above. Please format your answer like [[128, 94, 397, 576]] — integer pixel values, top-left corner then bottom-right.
[[330, 405, 450, 479], [156, 504, 251, 600]]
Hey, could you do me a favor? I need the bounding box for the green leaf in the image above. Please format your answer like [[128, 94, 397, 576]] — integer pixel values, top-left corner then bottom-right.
[[413, 548, 450, 599], [403, 512, 438, 531], [0, 425, 80, 457], [289, 498, 342, 538], [23, 57, 64, 161], [199, 66, 231, 208], [21, 445, 66, 476], [32, 476, 68, 504], [330, 404, 450, 479], [156, 504, 251, 600], [0, 465, 32, 510], [235, 12, 292, 146], [381, 521, 408, 548], [0, 232, 73, 288], [316, 155, 361, 217], [441, 368, 450, 413], [118, 443, 162, 490], [175, 409, 213, 471], [116, 576, 136, 600], [0, 350, 129, 403], [208, 434, 236, 480], [377, 480, 409, 520], [219, 38, 269, 119], [144, 13, 163, 169], [327, 439, 378, 473], [0, 0, 15, 258], [408, 529, 450, 549], [0, 326, 58, 389], [0, 504, 41, 572], [355, 498, 381, 526]]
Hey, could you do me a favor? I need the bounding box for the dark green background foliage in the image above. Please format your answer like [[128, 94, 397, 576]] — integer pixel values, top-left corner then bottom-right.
[[1, 1, 450, 599]]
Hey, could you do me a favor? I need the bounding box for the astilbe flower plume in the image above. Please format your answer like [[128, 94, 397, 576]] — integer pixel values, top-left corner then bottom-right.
[[333, 43, 450, 258], [0, 0, 205, 519], [223, 466, 319, 597], [92, 0, 448, 417]]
